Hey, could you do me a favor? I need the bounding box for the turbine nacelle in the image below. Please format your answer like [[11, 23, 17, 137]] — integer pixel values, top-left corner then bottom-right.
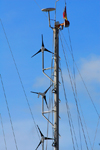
[[37, 92, 45, 98]]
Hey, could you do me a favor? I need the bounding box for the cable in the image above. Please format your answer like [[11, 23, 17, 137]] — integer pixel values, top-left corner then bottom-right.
[[60, 34, 89, 150], [0, 19, 40, 140], [68, 28, 75, 78], [78, 115, 83, 150], [33, 0, 42, 10], [92, 117, 100, 149], [68, 28, 100, 150], [60, 61, 82, 150], [0, 75, 18, 150], [75, 63, 100, 118], [61, 29, 100, 148], [0, 113, 7, 150], [61, 30, 94, 150], [60, 30, 100, 119], [67, 28, 82, 149], [68, 28, 83, 150], [77, 97, 93, 150], [60, 64, 76, 150], [61, 32, 93, 150], [61, 31, 93, 150], [33, 0, 47, 18]]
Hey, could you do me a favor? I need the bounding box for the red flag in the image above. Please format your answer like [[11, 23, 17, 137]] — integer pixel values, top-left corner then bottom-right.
[[63, 6, 67, 21]]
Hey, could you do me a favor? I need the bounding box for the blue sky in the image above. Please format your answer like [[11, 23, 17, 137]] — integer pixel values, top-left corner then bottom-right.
[[0, 0, 100, 150]]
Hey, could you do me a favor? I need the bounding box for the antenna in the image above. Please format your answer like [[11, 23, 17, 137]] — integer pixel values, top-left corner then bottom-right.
[[42, 8, 55, 28], [55, 0, 59, 22]]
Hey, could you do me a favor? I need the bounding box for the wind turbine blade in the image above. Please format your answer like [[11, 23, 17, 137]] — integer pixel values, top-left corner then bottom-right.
[[42, 34, 44, 47], [44, 48, 54, 54], [30, 91, 39, 94], [37, 125, 44, 137], [35, 141, 42, 150], [31, 49, 41, 58], [43, 96, 48, 108], [44, 84, 52, 94], [45, 137, 53, 140]]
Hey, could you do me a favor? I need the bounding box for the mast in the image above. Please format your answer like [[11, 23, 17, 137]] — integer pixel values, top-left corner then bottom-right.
[[53, 27, 59, 150], [53, 5, 70, 148]]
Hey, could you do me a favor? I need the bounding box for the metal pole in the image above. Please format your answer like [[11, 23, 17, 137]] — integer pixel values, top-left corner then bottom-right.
[[42, 139, 44, 150], [54, 27, 59, 150]]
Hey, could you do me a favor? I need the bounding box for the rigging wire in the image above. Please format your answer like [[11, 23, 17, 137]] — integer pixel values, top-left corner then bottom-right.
[[0, 19, 40, 140], [0, 75, 18, 150], [60, 34, 89, 150], [78, 114, 83, 150], [76, 95, 93, 150], [68, 27, 83, 150], [67, 28, 100, 149], [59, 30, 80, 149], [33, 0, 42, 10], [78, 101, 93, 150], [60, 30, 100, 119], [60, 30, 93, 150], [60, 46, 80, 150], [60, 57, 79, 149], [60, 63, 76, 150], [68, 28, 75, 79], [0, 113, 7, 150], [60, 30, 100, 148], [33, 0, 47, 18], [92, 117, 100, 149], [75, 63, 100, 117], [68, 27, 92, 150], [60, 32, 81, 150]]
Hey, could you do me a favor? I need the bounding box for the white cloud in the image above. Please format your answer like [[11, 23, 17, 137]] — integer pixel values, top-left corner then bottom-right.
[[77, 55, 100, 83], [0, 119, 41, 150], [33, 76, 50, 89], [61, 55, 100, 89]]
